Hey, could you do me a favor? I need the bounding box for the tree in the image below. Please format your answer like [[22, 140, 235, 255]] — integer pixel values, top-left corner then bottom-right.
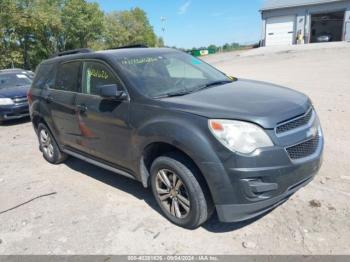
[[223, 43, 231, 51], [61, 0, 104, 49], [157, 37, 164, 47], [28, 0, 64, 66], [0, 0, 36, 69], [208, 44, 217, 51], [104, 8, 157, 48], [0, 1, 18, 68], [0, 0, 63, 69], [0, 1, 159, 70], [230, 42, 240, 49]]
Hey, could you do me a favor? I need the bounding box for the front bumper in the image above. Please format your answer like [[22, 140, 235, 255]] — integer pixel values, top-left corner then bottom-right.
[[216, 171, 317, 222], [0, 104, 29, 121], [208, 120, 324, 223]]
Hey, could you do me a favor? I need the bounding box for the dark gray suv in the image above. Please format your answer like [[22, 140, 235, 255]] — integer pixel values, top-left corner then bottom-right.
[[28, 47, 324, 229]]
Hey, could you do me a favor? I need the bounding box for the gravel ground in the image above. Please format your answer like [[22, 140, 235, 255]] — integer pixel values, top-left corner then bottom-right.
[[0, 43, 349, 255]]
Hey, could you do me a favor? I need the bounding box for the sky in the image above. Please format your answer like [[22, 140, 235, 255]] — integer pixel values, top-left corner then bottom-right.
[[93, 0, 264, 49]]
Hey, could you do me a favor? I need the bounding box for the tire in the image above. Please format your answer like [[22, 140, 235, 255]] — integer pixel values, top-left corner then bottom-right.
[[150, 152, 213, 229], [37, 123, 67, 164]]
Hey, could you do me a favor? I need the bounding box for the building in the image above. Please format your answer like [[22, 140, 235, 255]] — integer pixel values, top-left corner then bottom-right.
[[261, 0, 350, 46]]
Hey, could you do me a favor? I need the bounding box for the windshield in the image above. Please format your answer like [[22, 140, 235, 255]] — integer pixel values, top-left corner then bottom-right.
[[115, 51, 233, 98], [0, 73, 32, 89]]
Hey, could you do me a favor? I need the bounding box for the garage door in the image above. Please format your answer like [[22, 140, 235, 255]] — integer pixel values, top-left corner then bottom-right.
[[266, 16, 295, 46]]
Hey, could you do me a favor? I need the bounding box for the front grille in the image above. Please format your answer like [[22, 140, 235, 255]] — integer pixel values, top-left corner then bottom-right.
[[286, 135, 320, 160], [12, 96, 28, 105], [276, 109, 313, 134]]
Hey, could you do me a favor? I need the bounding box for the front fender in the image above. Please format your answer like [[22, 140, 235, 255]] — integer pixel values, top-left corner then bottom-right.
[[130, 108, 233, 204], [133, 112, 218, 163]]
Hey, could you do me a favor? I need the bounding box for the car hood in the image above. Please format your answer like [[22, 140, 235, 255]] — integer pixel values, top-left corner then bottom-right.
[[0, 85, 30, 98], [160, 79, 310, 129]]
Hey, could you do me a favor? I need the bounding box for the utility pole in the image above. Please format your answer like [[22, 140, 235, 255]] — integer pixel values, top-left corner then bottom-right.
[[160, 16, 166, 44]]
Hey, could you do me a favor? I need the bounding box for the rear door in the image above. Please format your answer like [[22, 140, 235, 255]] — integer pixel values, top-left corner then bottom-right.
[[266, 16, 295, 46], [42, 61, 81, 147], [74, 60, 132, 168]]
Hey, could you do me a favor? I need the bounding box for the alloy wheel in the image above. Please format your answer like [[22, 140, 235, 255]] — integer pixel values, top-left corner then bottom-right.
[[155, 169, 191, 218], [40, 129, 54, 159]]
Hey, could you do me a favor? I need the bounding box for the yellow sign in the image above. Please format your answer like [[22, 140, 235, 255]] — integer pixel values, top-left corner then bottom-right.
[[88, 68, 109, 80]]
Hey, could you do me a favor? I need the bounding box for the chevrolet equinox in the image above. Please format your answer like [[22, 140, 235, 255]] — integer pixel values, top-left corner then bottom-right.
[[28, 47, 324, 229]]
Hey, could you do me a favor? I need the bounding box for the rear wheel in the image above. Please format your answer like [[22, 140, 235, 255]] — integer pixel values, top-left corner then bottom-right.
[[150, 153, 213, 229], [38, 123, 67, 164]]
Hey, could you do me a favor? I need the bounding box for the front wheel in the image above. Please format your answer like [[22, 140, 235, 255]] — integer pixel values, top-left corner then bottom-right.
[[150, 153, 213, 229]]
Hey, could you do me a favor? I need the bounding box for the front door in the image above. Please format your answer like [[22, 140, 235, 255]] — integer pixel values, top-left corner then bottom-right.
[[74, 60, 132, 168]]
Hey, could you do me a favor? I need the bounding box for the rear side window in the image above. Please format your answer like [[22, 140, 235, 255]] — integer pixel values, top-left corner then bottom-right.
[[82, 61, 119, 96], [56, 61, 81, 92], [32, 63, 56, 89]]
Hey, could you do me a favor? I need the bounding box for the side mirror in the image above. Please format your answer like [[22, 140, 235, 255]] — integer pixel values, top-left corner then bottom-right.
[[98, 84, 127, 100]]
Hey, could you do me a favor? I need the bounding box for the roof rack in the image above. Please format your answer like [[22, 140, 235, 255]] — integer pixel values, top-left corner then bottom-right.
[[110, 44, 148, 50], [51, 48, 93, 58]]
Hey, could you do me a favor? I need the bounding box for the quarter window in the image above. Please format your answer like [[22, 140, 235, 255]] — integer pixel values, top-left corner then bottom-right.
[[56, 62, 81, 92], [82, 62, 118, 95], [33, 63, 56, 89]]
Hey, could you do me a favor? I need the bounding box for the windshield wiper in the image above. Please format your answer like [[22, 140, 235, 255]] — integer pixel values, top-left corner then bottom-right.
[[154, 89, 193, 99], [196, 80, 233, 91], [154, 80, 233, 99]]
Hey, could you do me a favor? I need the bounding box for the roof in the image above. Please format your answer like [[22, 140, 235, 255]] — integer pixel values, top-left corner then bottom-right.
[[43, 47, 177, 65], [261, 0, 346, 11]]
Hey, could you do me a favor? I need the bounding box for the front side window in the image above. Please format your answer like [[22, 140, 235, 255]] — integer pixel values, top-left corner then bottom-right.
[[114, 51, 232, 98], [82, 61, 119, 96], [56, 61, 81, 92]]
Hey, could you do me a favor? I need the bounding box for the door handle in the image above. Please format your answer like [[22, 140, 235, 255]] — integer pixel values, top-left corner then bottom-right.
[[76, 104, 88, 113], [44, 95, 53, 103]]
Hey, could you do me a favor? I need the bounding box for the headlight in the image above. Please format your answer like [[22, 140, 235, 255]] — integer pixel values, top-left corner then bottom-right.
[[0, 98, 14, 106], [208, 119, 274, 154]]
